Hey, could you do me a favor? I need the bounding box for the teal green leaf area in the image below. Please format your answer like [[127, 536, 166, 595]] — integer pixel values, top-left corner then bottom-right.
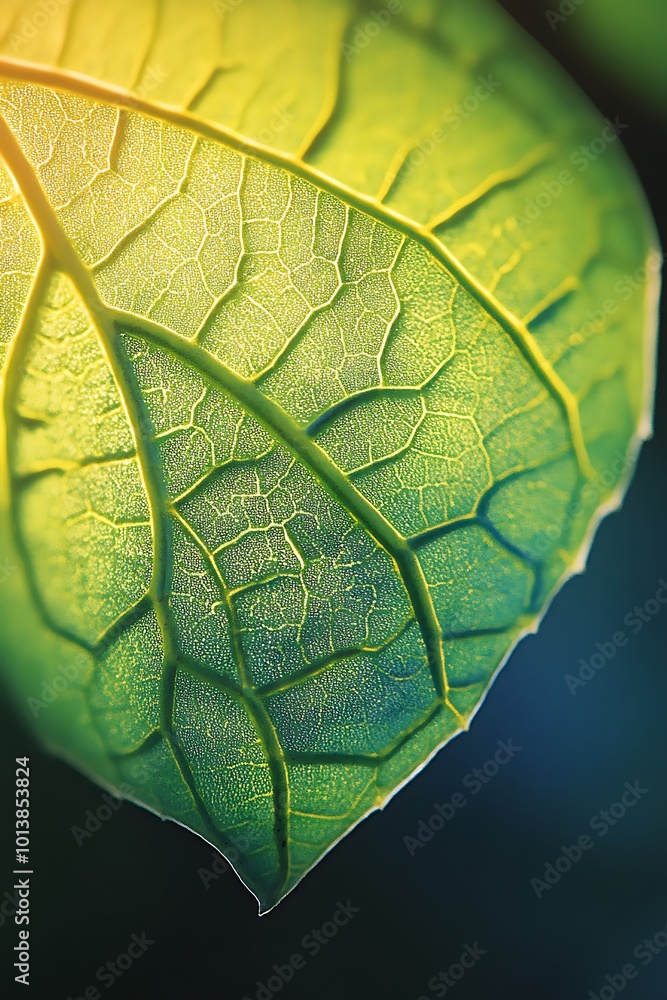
[[0, 0, 658, 910]]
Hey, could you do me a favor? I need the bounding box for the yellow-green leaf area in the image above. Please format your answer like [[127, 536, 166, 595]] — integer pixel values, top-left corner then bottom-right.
[[0, 0, 658, 911]]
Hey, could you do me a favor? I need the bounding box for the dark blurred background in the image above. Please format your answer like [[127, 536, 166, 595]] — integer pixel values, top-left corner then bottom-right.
[[1, 2, 665, 998]]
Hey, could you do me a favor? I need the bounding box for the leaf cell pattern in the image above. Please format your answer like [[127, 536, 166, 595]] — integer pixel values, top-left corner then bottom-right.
[[0, 0, 656, 910]]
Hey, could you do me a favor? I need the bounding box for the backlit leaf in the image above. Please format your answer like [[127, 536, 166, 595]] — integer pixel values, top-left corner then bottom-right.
[[0, 0, 658, 910]]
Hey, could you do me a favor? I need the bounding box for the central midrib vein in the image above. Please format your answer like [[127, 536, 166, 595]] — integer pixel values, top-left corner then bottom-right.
[[0, 104, 466, 899], [0, 111, 250, 873], [114, 306, 460, 719], [0, 103, 461, 713], [0, 56, 593, 480]]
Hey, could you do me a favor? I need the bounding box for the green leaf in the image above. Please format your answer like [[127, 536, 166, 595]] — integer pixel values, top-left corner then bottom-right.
[[0, 0, 658, 911]]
